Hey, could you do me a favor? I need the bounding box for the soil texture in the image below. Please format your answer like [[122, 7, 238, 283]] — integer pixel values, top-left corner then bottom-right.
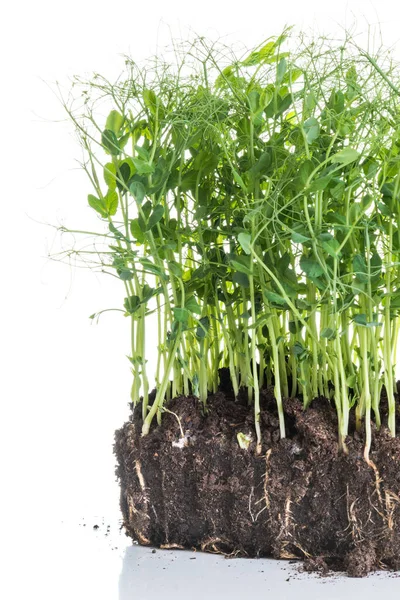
[[114, 380, 400, 577]]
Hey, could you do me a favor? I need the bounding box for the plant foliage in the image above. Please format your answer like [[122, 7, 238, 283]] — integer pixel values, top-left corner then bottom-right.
[[59, 29, 400, 458]]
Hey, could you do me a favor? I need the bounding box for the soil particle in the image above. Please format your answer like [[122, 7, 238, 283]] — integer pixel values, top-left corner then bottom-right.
[[345, 542, 377, 578], [303, 556, 329, 575], [114, 385, 400, 577]]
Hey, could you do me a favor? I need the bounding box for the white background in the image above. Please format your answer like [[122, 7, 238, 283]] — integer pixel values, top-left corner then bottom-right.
[[2, 1, 400, 598]]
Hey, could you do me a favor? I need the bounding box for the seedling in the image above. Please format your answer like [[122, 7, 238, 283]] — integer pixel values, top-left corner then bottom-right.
[[58, 29, 400, 461]]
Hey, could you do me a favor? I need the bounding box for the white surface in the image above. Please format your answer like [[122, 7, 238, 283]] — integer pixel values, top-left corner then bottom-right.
[[5, 517, 400, 600], [2, 1, 400, 598]]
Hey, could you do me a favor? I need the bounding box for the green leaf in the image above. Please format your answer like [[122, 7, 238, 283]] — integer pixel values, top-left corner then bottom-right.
[[331, 180, 345, 200], [378, 202, 392, 217], [104, 163, 117, 189], [242, 50, 263, 67], [331, 148, 360, 166], [124, 295, 140, 314], [143, 89, 162, 116], [292, 341, 306, 356], [132, 157, 155, 175], [233, 170, 247, 192], [259, 87, 274, 110], [362, 157, 379, 180], [276, 57, 287, 83], [354, 314, 367, 327], [196, 316, 210, 339], [259, 41, 276, 59], [129, 181, 146, 204], [229, 254, 252, 275], [278, 93, 293, 114], [264, 291, 287, 306], [321, 327, 335, 340], [346, 374, 357, 388], [352, 280, 366, 295], [104, 189, 118, 216], [173, 307, 190, 323], [130, 218, 145, 243], [353, 254, 368, 283], [109, 222, 124, 239], [308, 174, 334, 192], [101, 129, 120, 155], [116, 161, 132, 192], [185, 296, 201, 315], [299, 160, 314, 186], [142, 284, 157, 303], [238, 232, 251, 255], [118, 132, 130, 150], [147, 205, 164, 230], [321, 238, 341, 258], [300, 255, 324, 278], [251, 150, 272, 175], [292, 231, 311, 244], [88, 194, 107, 218], [139, 258, 167, 279], [389, 290, 400, 309], [232, 272, 250, 287], [318, 232, 333, 242], [106, 110, 124, 134], [168, 261, 183, 277], [303, 117, 320, 144], [289, 320, 303, 334], [371, 252, 382, 282], [135, 145, 150, 161], [141, 200, 152, 219], [118, 268, 133, 281], [247, 89, 260, 114]]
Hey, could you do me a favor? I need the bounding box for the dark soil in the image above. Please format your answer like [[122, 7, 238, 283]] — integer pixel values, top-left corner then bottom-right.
[[114, 378, 400, 577]]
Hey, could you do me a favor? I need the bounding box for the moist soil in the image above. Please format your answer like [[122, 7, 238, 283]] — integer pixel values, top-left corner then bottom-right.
[[114, 374, 400, 577]]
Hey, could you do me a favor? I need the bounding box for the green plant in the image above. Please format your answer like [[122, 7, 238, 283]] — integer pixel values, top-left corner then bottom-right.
[[57, 28, 400, 461]]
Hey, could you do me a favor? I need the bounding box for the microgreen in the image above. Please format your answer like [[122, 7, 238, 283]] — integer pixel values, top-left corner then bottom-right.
[[58, 29, 400, 459]]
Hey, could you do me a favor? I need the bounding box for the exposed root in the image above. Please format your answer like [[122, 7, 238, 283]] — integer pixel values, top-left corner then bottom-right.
[[384, 490, 400, 531], [279, 547, 299, 559], [366, 464, 400, 534], [367, 459, 383, 509], [254, 448, 272, 521], [126, 493, 139, 517], [200, 537, 244, 557], [124, 461, 151, 542], [248, 486, 255, 522], [262, 449, 272, 510], [135, 460, 147, 493], [345, 488, 363, 543], [126, 492, 150, 521], [160, 543, 185, 550], [279, 543, 311, 560], [275, 490, 311, 559], [284, 494, 292, 530], [134, 460, 150, 514], [136, 531, 151, 545]]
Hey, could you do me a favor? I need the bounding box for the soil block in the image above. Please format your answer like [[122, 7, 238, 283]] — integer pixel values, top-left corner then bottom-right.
[[114, 388, 400, 577]]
